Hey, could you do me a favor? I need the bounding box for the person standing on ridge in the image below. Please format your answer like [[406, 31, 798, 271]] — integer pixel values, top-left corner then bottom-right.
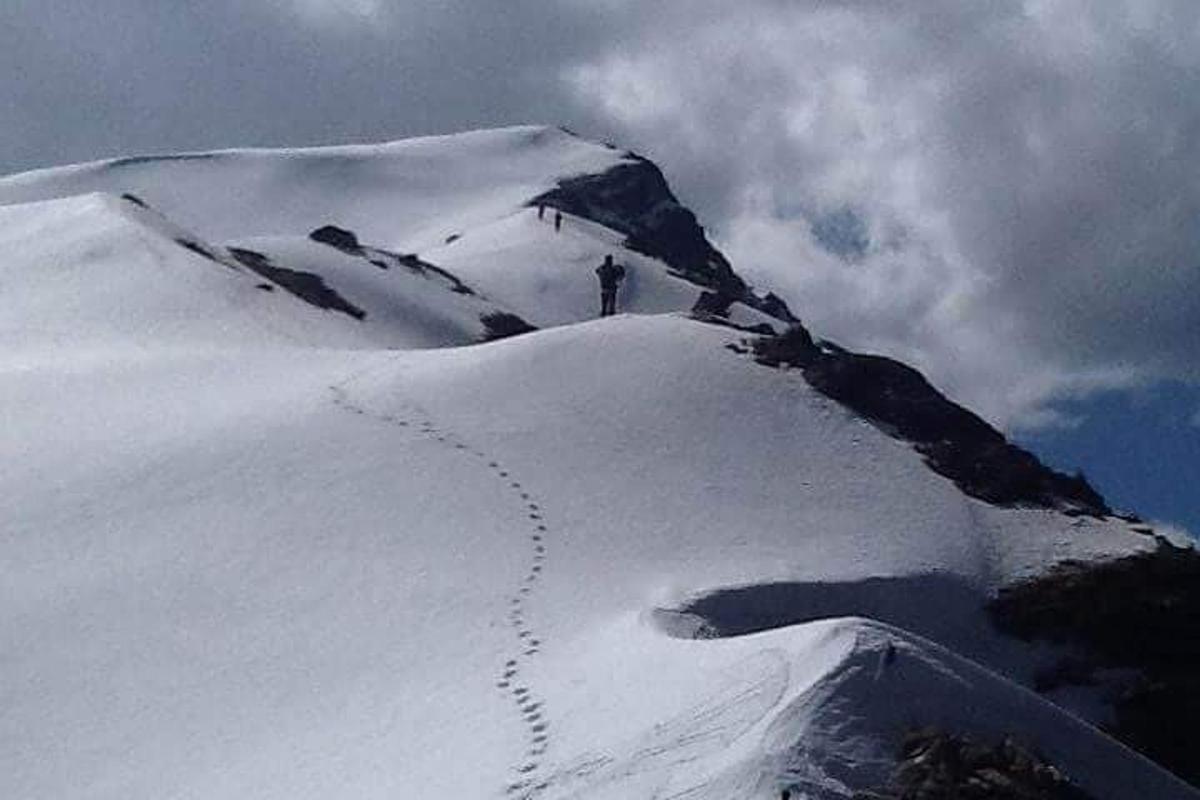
[[537, 203, 546, 220], [595, 254, 626, 317], [554, 210, 563, 232]]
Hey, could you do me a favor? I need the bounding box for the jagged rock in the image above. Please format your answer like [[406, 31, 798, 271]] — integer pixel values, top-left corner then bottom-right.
[[479, 312, 537, 342], [691, 290, 735, 318], [530, 159, 736, 286], [228, 246, 366, 320], [990, 543, 1200, 787], [529, 157, 794, 323], [758, 291, 799, 323], [750, 324, 1108, 515], [752, 324, 818, 368], [854, 729, 1093, 799], [309, 225, 362, 253]]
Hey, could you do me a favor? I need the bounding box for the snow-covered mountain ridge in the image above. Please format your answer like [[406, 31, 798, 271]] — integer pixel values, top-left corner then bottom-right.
[[2, 125, 1196, 799]]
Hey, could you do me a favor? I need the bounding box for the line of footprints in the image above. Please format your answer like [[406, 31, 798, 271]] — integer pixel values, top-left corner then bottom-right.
[[330, 384, 552, 800]]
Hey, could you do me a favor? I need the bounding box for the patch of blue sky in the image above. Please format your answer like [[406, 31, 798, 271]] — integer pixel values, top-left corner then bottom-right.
[[1017, 382, 1200, 540]]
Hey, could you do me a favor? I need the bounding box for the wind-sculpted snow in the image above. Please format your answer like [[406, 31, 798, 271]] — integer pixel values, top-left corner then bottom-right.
[[1, 127, 1192, 798], [654, 574, 1031, 667], [756, 620, 1192, 800], [0, 313, 1184, 799]]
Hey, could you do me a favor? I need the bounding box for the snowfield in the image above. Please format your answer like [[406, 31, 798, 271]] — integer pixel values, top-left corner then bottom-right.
[[1, 126, 1191, 799], [0, 127, 624, 251]]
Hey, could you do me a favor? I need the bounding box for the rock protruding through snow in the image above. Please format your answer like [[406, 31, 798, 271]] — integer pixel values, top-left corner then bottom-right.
[[990, 542, 1200, 788], [2, 129, 1191, 800], [750, 325, 1110, 515], [858, 728, 1095, 799], [529, 153, 798, 324]]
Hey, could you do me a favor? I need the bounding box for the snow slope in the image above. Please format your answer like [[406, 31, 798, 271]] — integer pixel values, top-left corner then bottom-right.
[[0, 193, 330, 350], [423, 208, 720, 328], [0, 127, 624, 252], [0, 192, 531, 352], [0, 126, 777, 336], [1, 128, 1188, 799], [4, 317, 1181, 799]]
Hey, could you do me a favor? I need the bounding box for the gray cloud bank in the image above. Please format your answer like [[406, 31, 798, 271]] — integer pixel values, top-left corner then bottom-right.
[[4, 0, 1199, 427]]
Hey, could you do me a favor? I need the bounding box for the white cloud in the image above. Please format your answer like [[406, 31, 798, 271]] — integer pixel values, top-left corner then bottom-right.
[[564, 0, 1200, 428], [278, 0, 383, 24]]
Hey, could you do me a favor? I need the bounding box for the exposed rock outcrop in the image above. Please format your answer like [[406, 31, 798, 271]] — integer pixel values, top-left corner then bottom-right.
[[530, 154, 797, 323], [309, 224, 362, 254], [120, 192, 149, 208], [228, 246, 366, 320], [307, 225, 477, 295], [480, 311, 538, 342], [852, 728, 1094, 800], [990, 543, 1200, 788], [751, 326, 1109, 515]]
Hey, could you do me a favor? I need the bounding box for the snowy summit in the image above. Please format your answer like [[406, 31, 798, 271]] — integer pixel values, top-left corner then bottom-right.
[[2, 125, 1196, 799]]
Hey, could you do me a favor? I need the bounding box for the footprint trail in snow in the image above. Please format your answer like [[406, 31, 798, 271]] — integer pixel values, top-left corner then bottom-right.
[[330, 380, 555, 800]]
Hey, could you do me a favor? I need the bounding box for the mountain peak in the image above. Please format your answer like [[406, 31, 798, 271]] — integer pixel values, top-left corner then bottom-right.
[[3, 128, 1195, 800]]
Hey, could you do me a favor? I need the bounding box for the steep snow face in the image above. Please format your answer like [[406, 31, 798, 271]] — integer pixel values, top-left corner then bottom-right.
[[3, 315, 1177, 800]]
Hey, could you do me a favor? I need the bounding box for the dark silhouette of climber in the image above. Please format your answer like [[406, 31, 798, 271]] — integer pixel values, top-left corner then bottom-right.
[[537, 203, 546, 220], [595, 254, 626, 317], [554, 210, 563, 232]]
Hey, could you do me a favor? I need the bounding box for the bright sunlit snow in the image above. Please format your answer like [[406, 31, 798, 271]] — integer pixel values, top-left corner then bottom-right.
[[1, 127, 1189, 799]]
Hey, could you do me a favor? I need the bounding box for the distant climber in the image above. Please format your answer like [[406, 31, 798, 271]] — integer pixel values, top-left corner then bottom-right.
[[595, 254, 627, 317], [873, 641, 899, 681], [537, 203, 546, 220], [554, 210, 563, 232]]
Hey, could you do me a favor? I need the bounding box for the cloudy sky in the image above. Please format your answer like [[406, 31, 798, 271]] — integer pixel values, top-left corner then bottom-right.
[[3, 0, 1198, 530]]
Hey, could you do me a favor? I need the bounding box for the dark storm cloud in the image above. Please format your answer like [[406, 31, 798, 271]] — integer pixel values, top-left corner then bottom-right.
[[4, 0, 1200, 427]]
